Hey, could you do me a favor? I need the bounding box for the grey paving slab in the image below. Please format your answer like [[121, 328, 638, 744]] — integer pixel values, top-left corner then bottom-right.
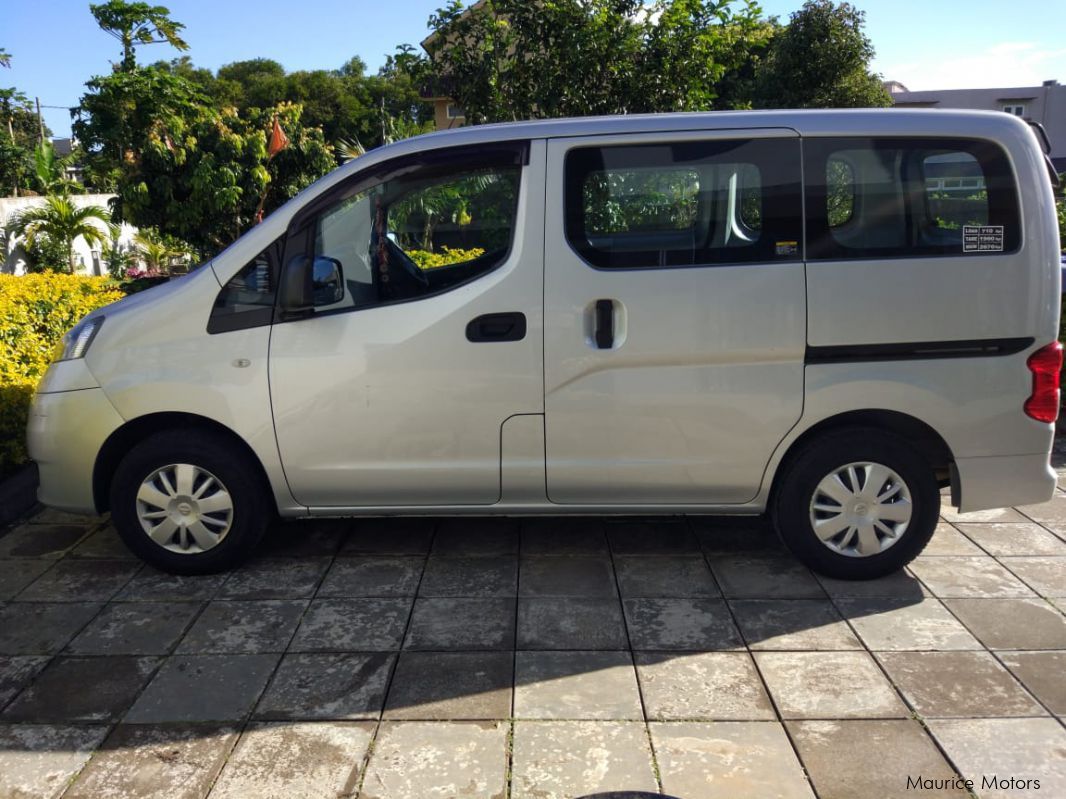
[[520, 518, 608, 555], [0, 524, 89, 558], [877, 651, 1045, 718], [1017, 492, 1066, 534], [63, 723, 239, 799], [176, 599, 307, 654], [124, 653, 279, 723], [928, 718, 1066, 798], [940, 506, 1029, 524], [419, 555, 517, 597], [691, 517, 784, 553], [114, 569, 226, 601], [18, 559, 141, 602], [318, 556, 424, 597], [922, 522, 985, 556], [0, 655, 49, 708], [511, 720, 657, 799], [216, 557, 331, 599], [65, 600, 202, 655], [517, 597, 628, 650], [360, 720, 508, 799], [432, 518, 519, 555], [787, 719, 969, 799], [340, 517, 436, 555], [210, 721, 374, 799], [651, 721, 816, 799], [605, 519, 699, 554], [513, 651, 643, 720], [908, 556, 1036, 598], [816, 569, 929, 599], [996, 651, 1066, 715], [255, 652, 394, 720], [635, 651, 775, 720], [0, 602, 102, 655], [614, 554, 719, 597], [731, 599, 862, 651], [259, 519, 346, 557], [383, 651, 512, 720], [755, 651, 908, 719], [27, 509, 101, 526], [709, 555, 825, 599], [957, 522, 1066, 556], [623, 597, 743, 650], [67, 525, 136, 559], [404, 597, 515, 650], [0, 559, 52, 600], [518, 556, 617, 597], [943, 597, 1066, 650], [3, 655, 159, 722], [0, 723, 109, 799], [289, 597, 411, 652], [838, 597, 983, 651], [1001, 556, 1066, 597]]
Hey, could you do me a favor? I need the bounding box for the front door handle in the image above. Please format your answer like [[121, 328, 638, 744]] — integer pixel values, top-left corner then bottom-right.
[[594, 299, 615, 349], [466, 312, 527, 342]]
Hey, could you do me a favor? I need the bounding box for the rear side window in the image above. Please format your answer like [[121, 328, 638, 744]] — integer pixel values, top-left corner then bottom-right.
[[564, 138, 802, 269], [805, 137, 1020, 259]]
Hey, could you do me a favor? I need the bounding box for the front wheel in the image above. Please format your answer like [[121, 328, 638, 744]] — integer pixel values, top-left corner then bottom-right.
[[772, 428, 940, 580]]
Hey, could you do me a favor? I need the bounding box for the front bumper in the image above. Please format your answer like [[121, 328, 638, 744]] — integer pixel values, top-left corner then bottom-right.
[[953, 452, 1057, 513], [27, 387, 124, 513]]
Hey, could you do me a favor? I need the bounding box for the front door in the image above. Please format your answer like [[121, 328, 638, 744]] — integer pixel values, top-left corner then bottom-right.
[[543, 130, 806, 504], [270, 140, 545, 507]]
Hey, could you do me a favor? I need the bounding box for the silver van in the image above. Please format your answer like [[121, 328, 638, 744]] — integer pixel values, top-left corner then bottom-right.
[[27, 109, 1062, 578]]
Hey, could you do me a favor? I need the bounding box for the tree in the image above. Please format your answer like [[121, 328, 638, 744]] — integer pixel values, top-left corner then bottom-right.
[[32, 141, 85, 196], [6, 196, 115, 273], [132, 226, 188, 272], [754, 0, 890, 108], [90, 0, 189, 71], [0, 49, 10, 68]]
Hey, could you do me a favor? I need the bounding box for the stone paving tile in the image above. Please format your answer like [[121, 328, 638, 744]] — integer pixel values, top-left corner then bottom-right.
[[651, 721, 816, 799], [339, 517, 436, 555], [216, 557, 331, 599], [0, 655, 49, 708], [289, 598, 411, 652], [876, 651, 1045, 718], [259, 520, 347, 558], [404, 597, 515, 651], [124, 653, 279, 723], [1001, 556, 1066, 597], [360, 721, 508, 799], [520, 518, 608, 555], [730, 599, 861, 651], [922, 522, 985, 556], [419, 555, 517, 597], [3, 655, 159, 722], [996, 651, 1066, 715], [1017, 492, 1066, 535], [815, 569, 929, 599], [65, 601, 202, 655], [787, 719, 969, 799], [709, 555, 825, 599], [517, 597, 628, 650], [838, 598, 982, 651], [67, 525, 136, 559], [623, 597, 743, 650], [943, 597, 1066, 650], [614, 554, 719, 597], [0, 602, 102, 654], [518, 556, 616, 597], [0, 559, 52, 600], [0, 723, 109, 799], [691, 517, 784, 553], [176, 599, 307, 654], [605, 519, 700, 554], [255, 652, 394, 720], [513, 651, 643, 720], [27, 509, 101, 526], [635, 652, 775, 720], [318, 556, 424, 597], [114, 569, 226, 601], [63, 723, 239, 799], [210, 721, 374, 799], [383, 652, 512, 720], [432, 518, 519, 555], [0, 524, 89, 558], [928, 718, 1066, 798], [907, 556, 1036, 598], [755, 651, 908, 719], [956, 522, 1066, 556], [511, 720, 657, 799], [940, 506, 1029, 524], [18, 559, 141, 602]]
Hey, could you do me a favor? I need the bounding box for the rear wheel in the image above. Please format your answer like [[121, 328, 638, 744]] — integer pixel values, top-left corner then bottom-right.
[[772, 428, 940, 579]]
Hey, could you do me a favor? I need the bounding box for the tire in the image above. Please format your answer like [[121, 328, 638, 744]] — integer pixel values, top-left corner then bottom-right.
[[109, 429, 271, 574], [772, 427, 940, 580]]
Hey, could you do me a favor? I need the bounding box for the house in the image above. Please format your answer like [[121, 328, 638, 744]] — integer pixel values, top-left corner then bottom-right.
[[419, 0, 489, 130]]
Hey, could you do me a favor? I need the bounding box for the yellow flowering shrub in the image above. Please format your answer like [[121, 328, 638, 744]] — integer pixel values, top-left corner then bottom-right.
[[407, 246, 486, 270], [0, 274, 125, 475]]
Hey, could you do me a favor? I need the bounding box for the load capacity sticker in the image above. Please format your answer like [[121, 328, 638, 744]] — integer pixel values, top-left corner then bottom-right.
[[963, 225, 1005, 252]]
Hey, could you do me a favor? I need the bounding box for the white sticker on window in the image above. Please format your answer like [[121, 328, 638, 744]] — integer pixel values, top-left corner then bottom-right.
[[963, 225, 1004, 252]]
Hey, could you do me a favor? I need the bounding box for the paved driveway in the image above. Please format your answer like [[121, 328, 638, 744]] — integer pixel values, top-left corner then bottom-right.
[[0, 490, 1064, 798]]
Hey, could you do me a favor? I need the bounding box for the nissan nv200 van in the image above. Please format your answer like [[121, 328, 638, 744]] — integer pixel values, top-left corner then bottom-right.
[[27, 109, 1062, 578]]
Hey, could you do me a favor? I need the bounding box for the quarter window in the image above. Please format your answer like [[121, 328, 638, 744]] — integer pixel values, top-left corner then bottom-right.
[[208, 240, 280, 333]]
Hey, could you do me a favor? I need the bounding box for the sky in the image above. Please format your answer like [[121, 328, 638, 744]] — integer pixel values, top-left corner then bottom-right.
[[4, 0, 1066, 138]]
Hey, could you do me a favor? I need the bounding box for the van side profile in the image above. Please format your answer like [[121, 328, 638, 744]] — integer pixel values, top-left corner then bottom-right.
[[27, 109, 1062, 578]]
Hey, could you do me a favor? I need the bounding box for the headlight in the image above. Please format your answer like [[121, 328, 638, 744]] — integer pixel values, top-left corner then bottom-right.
[[53, 317, 105, 362]]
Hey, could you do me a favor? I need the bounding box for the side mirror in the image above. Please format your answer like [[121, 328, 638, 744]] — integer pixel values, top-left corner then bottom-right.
[[279, 255, 345, 315], [311, 256, 344, 306]]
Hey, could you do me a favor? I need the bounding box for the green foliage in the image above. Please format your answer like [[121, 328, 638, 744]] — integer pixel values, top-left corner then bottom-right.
[[6, 196, 116, 274], [0, 84, 50, 196], [408, 246, 486, 269], [33, 141, 85, 196], [132, 226, 191, 271], [90, 0, 189, 71], [0, 49, 10, 68], [583, 168, 700, 234], [1056, 175, 1066, 251]]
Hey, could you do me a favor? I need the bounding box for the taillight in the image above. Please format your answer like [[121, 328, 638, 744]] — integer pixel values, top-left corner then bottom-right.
[[1024, 341, 1063, 423]]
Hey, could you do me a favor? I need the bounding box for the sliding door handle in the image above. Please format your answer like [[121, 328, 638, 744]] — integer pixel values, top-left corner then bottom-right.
[[594, 299, 615, 349]]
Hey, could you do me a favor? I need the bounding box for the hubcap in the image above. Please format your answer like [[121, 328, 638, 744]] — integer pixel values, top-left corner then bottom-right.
[[809, 461, 912, 558], [135, 464, 234, 554]]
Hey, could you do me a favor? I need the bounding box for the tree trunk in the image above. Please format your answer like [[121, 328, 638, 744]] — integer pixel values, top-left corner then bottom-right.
[[67, 240, 76, 274]]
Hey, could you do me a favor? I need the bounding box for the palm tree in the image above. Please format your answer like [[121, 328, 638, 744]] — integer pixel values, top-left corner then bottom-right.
[[133, 227, 188, 272], [7, 195, 116, 274]]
